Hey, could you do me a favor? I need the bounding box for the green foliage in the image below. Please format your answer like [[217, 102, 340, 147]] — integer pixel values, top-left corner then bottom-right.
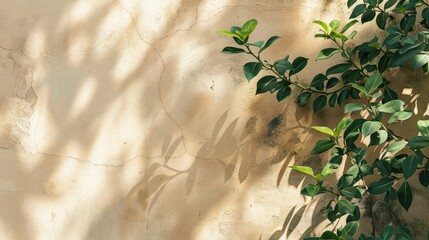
[[218, 1, 429, 238]]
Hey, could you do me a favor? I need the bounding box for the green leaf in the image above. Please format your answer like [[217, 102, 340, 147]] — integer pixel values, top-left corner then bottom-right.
[[380, 226, 394, 240], [411, 53, 429, 69], [329, 20, 341, 30], [347, 0, 357, 8], [385, 187, 398, 202], [341, 19, 359, 33], [216, 30, 243, 39], [321, 231, 338, 240], [417, 120, 429, 136], [337, 89, 348, 107], [243, 62, 263, 81], [364, 74, 383, 94], [314, 20, 330, 34], [368, 177, 396, 194], [387, 111, 412, 124], [326, 63, 352, 75], [344, 103, 366, 113], [256, 76, 277, 94], [289, 166, 315, 177], [329, 93, 337, 108], [403, 154, 419, 180], [396, 227, 412, 240], [337, 199, 357, 216], [369, 130, 388, 146], [362, 10, 376, 24], [297, 92, 312, 106], [313, 95, 327, 113], [340, 186, 362, 198], [312, 126, 335, 136], [390, 48, 421, 67], [276, 86, 291, 102], [327, 77, 340, 89], [383, 33, 402, 46], [304, 184, 321, 196], [407, 136, 429, 149], [240, 19, 258, 39], [321, 166, 337, 177], [317, 48, 340, 60], [398, 181, 412, 210], [376, 12, 389, 29], [378, 100, 404, 113], [338, 221, 359, 237], [384, 0, 397, 9], [419, 170, 429, 187], [401, 15, 416, 32], [311, 139, 335, 154], [310, 74, 328, 89], [334, 118, 353, 138], [387, 140, 408, 152], [259, 36, 280, 53], [290, 57, 308, 76], [383, 87, 398, 103], [362, 121, 381, 137], [378, 55, 391, 73], [221, 47, 246, 54], [248, 40, 264, 48], [350, 4, 367, 18]]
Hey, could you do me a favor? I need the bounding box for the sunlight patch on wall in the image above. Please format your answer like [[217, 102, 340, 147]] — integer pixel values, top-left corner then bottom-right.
[[69, 76, 97, 118], [26, 27, 47, 61]]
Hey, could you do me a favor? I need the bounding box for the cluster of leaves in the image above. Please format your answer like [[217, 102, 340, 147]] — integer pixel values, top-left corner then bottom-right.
[[218, 0, 429, 239]]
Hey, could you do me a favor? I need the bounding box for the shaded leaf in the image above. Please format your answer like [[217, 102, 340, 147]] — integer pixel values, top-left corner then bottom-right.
[[398, 181, 412, 210], [368, 177, 396, 194], [243, 62, 263, 81], [260, 36, 280, 53], [311, 139, 335, 154]]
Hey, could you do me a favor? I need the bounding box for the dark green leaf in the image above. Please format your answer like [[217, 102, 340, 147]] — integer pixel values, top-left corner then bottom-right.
[[297, 92, 312, 106], [341, 186, 362, 198], [407, 136, 429, 149], [383, 87, 398, 103], [369, 130, 388, 146], [364, 74, 383, 94], [350, 4, 367, 18], [390, 48, 421, 67], [403, 154, 419, 179], [338, 221, 359, 237], [378, 55, 391, 73], [384, 0, 397, 9], [222, 47, 246, 54], [400, 15, 416, 32], [248, 40, 264, 48], [276, 86, 291, 101], [398, 181, 412, 210], [383, 33, 402, 46], [290, 57, 308, 76], [313, 95, 327, 113], [396, 227, 412, 240], [256, 75, 277, 94], [378, 100, 404, 113], [259, 36, 280, 53], [326, 63, 353, 75], [310, 74, 328, 90], [337, 89, 348, 106], [385, 187, 398, 202], [347, 0, 357, 8], [368, 177, 396, 194], [321, 231, 338, 240], [311, 139, 335, 154], [423, 7, 429, 21], [329, 93, 337, 108], [376, 12, 389, 29], [337, 199, 357, 216], [243, 62, 263, 81], [327, 77, 340, 88], [419, 170, 429, 187], [341, 19, 359, 33], [317, 48, 340, 60], [362, 10, 376, 24]]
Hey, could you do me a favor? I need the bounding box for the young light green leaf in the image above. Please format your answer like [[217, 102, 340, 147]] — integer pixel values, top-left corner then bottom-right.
[[387, 140, 408, 152], [243, 62, 263, 81], [289, 166, 315, 177], [313, 20, 330, 34], [240, 19, 258, 38], [362, 121, 381, 137], [259, 36, 280, 53], [329, 20, 341, 30], [364, 74, 383, 94], [417, 120, 429, 136], [387, 111, 412, 124], [334, 118, 353, 138], [312, 126, 335, 136], [378, 100, 405, 113], [216, 30, 243, 39], [311, 139, 335, 154], [345, 103, 366, 113]]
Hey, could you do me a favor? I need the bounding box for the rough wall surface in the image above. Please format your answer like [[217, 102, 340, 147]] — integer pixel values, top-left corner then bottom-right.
[[0, 0, 427, 239]]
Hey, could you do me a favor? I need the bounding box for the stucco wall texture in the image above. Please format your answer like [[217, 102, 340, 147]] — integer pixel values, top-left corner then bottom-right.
[[1, 0, 428, 239]]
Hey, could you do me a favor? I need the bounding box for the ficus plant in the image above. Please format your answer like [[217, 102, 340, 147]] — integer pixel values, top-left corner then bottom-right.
[[218, 0, 429, 239]]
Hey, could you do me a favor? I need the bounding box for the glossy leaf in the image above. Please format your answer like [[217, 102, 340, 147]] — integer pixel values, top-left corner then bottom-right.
[[312, 126, 335, 136], [311, 139, 335, 154], [378, 100, 404, 113], [256, 76, 277, 94], [313, 95, 327, 113], [417, 120, 429, 136], [345, 103, 366, 113], [290, 57, 308, 76], [402, 154, 419, 180], [380, 226, 394, 240], [222, 47, 246, 54], [350, 4, 366, 18], [314, 20, 330, 34], [326, 63, 353, 75], [361, 121, 381, 137], [297, 92, 312, 106], [411, 53, 429, 69], [243, 62, 263, 81], [387, 140, 407, 152], [341, 19, 359, 33], [407, 136, 429, 149], [362, 10, 376, 24], [398, 181, 412, 210], [364, 74, 383, 94], [290, 166, 315, 177], [368, 177, 396, 194], [376, 12, 389, 29], [317, 48, 340, 60], [419, 170, 429, 187], [276, 86, 291, 101], [259, 36, 280, 53], [338, 221, 359, 237]]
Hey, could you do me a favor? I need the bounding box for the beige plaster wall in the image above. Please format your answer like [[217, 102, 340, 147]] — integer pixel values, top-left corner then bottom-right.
[[0, 0, 427, 239]]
